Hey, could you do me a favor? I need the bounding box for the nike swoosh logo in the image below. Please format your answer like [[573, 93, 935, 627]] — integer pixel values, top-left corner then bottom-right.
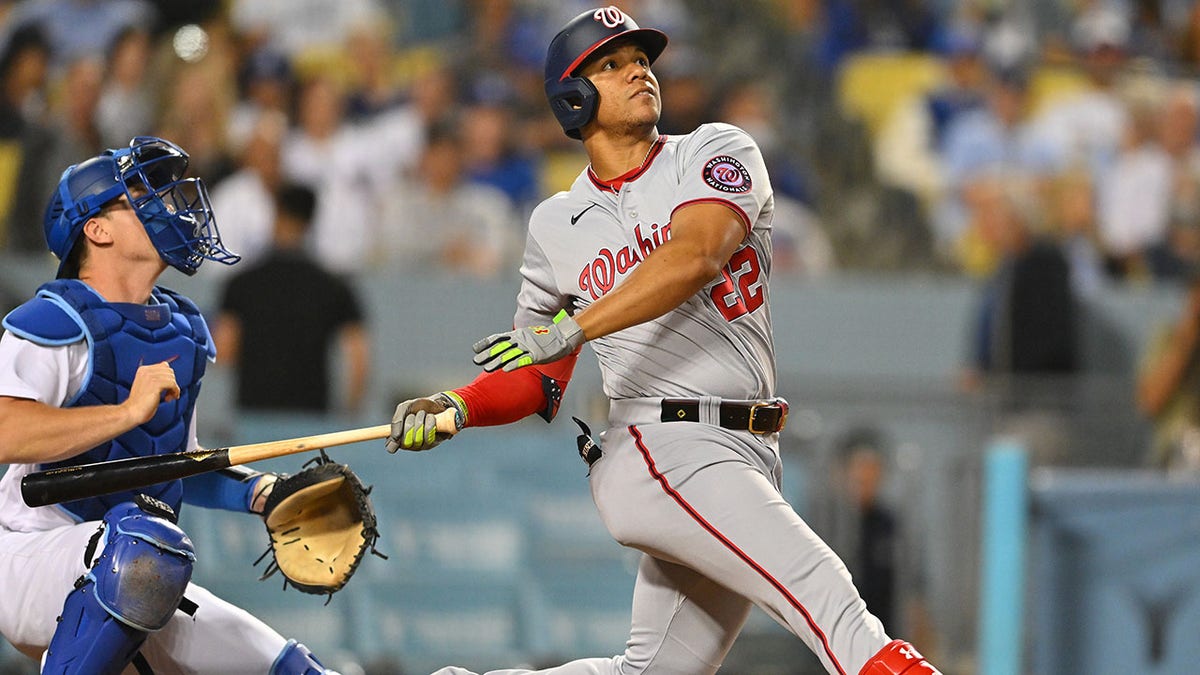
[[571, 202, 599, 225], [137, 354, 180, 367]]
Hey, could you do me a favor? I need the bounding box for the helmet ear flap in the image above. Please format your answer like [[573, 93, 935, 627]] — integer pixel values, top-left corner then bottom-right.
[[546, 76, 599, 140]]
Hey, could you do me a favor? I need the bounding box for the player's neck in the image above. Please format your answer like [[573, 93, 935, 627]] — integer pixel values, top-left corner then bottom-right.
[[78, 263, 163, 304], [585, 128, 660, 181]]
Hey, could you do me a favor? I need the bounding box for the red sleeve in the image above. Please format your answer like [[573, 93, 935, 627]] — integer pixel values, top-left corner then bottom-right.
[[451, 350, 580, 427]]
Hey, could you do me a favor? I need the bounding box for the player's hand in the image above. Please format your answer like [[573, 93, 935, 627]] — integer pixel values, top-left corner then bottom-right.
[[250, 473, 278, 514], [472, 314, 584, 372], [386, 393, 464, 453], [122, 361, 181, 425]]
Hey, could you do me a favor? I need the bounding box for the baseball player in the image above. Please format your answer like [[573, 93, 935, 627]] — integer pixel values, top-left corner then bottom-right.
[[0, 137, 339, 673], [387, 7, 941, 675]]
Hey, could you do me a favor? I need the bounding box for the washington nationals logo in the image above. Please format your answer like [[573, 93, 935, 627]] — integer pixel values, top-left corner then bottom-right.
[[702, 155, 752, 193], [594, 6, 627, 28]]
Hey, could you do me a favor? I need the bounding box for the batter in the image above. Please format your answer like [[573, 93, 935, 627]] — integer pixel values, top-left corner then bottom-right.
[[387, 7, 942, 675]]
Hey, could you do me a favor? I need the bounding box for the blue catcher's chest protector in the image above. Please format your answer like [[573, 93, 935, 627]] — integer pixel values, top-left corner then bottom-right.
[[2, 279, 214, 521]]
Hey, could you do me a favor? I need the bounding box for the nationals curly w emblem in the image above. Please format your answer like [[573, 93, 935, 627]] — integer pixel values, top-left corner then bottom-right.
[[702, 155, 752, 193]]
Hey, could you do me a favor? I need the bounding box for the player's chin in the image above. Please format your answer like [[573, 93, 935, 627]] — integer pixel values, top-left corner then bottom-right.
[[630, 99, 661, 124]]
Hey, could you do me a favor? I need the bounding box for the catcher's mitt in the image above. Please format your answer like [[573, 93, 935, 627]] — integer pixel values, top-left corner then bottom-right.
[[256, 451, 383, 598]]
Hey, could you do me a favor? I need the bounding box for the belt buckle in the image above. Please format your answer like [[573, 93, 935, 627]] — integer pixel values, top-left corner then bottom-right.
[[747, 403, 772, 434], [748, 401, 788, 434]]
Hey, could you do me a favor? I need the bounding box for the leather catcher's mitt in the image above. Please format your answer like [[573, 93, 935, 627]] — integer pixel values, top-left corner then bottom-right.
[[256, 452, 383, 597]]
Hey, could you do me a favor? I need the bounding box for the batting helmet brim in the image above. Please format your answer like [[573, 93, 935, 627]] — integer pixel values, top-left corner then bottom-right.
[[552, 28, 668, 81]]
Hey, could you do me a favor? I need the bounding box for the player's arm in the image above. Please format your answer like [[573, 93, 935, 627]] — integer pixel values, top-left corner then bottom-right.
[[212, 312, 242, 365], [0, 361, 181, 464], [386, 353, 579, 452], [574, 201, 745, 339], [472, 201, 746, 372], [1137, 285, 1200, 416]]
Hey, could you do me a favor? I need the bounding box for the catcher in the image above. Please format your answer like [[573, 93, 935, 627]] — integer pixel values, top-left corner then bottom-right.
[[0, 137, 374, 674]]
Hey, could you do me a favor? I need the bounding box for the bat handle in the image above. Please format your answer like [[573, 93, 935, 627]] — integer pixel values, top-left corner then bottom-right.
[[434, 408, 461, 435]]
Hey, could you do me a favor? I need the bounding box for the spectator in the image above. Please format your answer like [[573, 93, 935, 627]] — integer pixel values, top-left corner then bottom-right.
[[227, 0, 386, 59], [1172, 0, 1200, 77], [816, 0, 945, 76], [1045, 168, 1106, 298], [208, 110, 288, 272], [281, 73, 377, 272], [1095, 77, 1173, 279], [460, 99, 542, 216], [214, 183, 370, 416], [1029, 5, 1131, 180], [875, 22, 987, 215], [654, 61, 710, 136], [961, 178, 1077, 387], [39, 56, 105, 207], [1137, 275, 1200, 471], [6, 0, 156, 69], [0, 23, 53, 252], [226, 47, 294, 155], [95, 25, 154, 148], [342, 20, 405, 121], [830, 425, 901, 630], [960, 178, 1079, 466], [1146, 82, 1200, 282], [936, 63, 1058, 272], [155, 58, 237, 186], [376, 118, 520, 277], [717, 78, 815, 204], [366, 62, 461, 193]]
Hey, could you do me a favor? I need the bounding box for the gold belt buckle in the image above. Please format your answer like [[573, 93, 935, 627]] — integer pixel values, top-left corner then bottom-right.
[[748, 403, 771, 434], [748, 401, 788, 434]]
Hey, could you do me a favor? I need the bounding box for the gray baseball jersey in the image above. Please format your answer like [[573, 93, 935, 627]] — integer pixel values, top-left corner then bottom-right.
[[516, 123, 776, 401], [438, 124, 891, 675]]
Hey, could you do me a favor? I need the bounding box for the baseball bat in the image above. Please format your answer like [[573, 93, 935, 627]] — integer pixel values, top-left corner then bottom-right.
[[20, 409, 459, 508]]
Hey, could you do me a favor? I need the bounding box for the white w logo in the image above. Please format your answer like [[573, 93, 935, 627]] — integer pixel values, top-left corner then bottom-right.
[[593, 6, 627, 28]]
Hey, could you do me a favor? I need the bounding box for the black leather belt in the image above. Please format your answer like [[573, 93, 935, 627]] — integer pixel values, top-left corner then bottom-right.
[[660, 399, 789, 434]]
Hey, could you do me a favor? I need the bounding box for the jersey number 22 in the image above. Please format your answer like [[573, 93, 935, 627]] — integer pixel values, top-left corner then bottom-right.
[[710, 246, 764, 322]]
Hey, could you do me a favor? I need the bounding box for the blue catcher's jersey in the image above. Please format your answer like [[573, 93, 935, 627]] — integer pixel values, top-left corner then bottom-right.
[[2, 279, 214, 521]]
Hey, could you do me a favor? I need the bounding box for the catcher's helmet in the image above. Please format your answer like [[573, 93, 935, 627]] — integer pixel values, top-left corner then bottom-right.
[[44, 136, 239, 277], [545, 6, 668, 139]]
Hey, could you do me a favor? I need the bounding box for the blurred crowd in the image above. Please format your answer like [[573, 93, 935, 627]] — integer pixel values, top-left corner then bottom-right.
[[3, 0, 1200, 286]]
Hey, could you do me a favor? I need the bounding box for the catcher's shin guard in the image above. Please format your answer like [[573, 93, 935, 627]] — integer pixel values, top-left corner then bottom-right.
[[42, 581, 147, 675], [271, 640, 334, 674], [44, 499, 196, 674], [859, 640, 942, 675]]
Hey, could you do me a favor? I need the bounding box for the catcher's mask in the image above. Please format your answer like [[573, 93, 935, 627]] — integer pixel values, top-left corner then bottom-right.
[[43, 136, 240, 278], [544, 5, 668, 139]]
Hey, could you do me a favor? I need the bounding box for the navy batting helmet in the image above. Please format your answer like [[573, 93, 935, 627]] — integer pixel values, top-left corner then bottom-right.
[[44, 136, 239, 278], [544, 6, 668, 139]]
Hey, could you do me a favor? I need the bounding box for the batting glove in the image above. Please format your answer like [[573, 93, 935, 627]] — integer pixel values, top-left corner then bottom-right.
[[472, 314, 585, 372], [386, 392, 465, 453]]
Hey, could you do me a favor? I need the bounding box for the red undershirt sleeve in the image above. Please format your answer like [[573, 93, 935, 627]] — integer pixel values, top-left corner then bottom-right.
[[449, 349, 581, 427]]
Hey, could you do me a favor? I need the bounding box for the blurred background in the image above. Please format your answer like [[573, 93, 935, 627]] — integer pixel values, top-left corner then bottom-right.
[[3, 0, 1200, 673]]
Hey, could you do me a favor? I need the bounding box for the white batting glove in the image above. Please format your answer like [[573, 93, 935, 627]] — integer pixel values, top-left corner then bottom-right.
[[472, 315, 584, 372], [386, 392, 465, 453]]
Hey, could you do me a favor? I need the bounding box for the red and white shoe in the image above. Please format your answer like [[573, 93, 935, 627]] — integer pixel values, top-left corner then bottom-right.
[[859, 640, 942, 675]]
